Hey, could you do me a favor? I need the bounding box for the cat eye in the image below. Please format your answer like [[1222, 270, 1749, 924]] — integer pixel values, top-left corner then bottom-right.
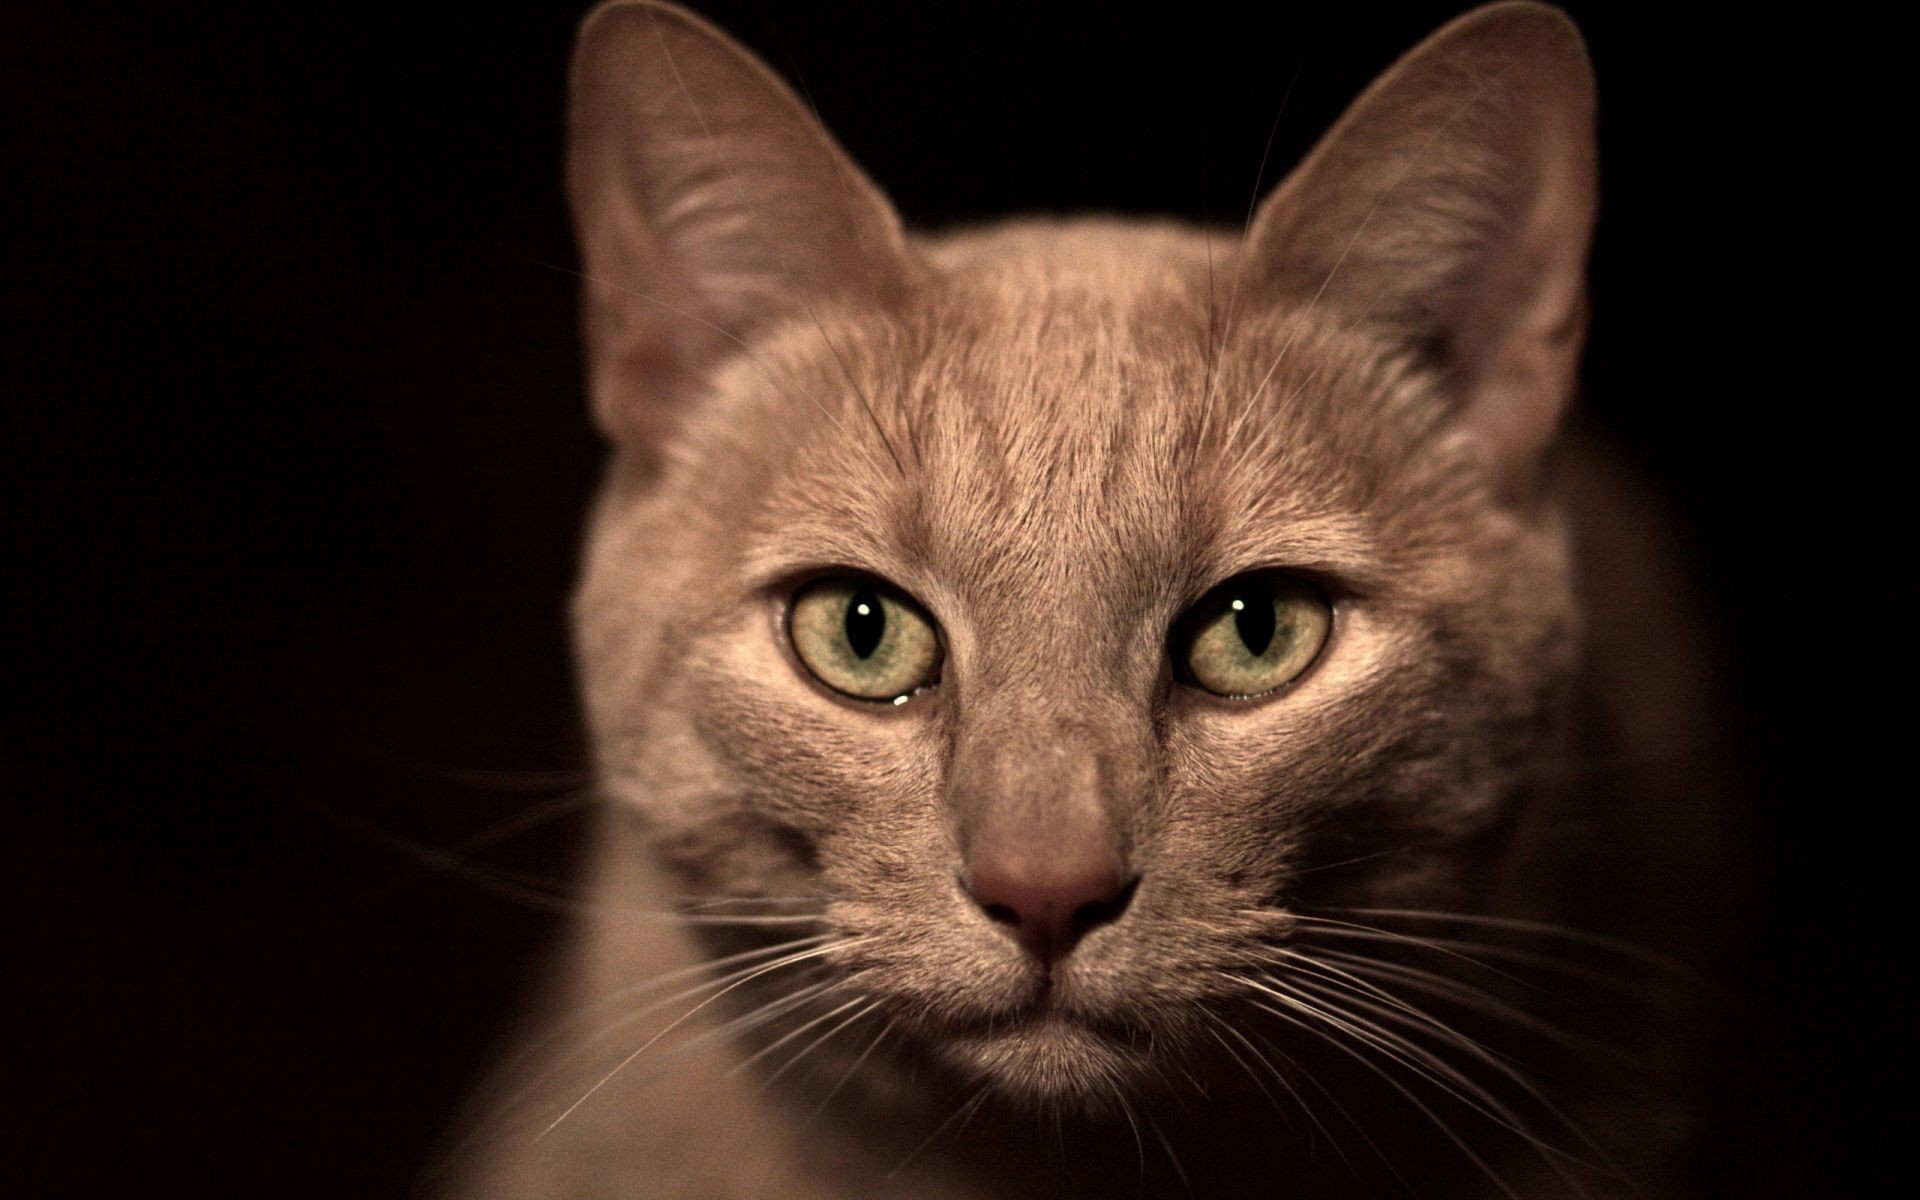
[[788, 577, 943, 702], [1174, 572, 1332, 699]]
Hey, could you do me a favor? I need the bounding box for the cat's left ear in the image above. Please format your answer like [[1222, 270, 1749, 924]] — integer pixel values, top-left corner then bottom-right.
[[1247, 1, 1596, 500]]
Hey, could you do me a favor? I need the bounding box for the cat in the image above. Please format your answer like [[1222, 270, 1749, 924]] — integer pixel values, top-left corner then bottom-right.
[[439, 2, 1739, 1196]]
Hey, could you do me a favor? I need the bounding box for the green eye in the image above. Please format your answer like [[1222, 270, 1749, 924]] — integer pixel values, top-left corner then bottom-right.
[[788, 577, 942, 701], [1176, 573, 1331, 698]]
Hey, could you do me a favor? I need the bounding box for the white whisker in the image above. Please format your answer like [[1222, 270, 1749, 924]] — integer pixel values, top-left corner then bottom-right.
[[1284, 972, 1609, 1186], [1292, 913, 1550, 991], [808, 1018, 894, 1122], [1240, 980, 1524, 1200], [732, 994, 873, 1084], [1328, 906, 1715, 990], [536, 936, 869, 1141], [886, 1084, 991, 1180], [1313, 947, 1600, 1057], [448, 934, 840, 1155]]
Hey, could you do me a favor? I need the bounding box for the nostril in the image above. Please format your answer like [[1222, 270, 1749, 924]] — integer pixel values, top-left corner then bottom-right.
[[1069, 876, 1139, 937], [980, 900, 1020, 927]]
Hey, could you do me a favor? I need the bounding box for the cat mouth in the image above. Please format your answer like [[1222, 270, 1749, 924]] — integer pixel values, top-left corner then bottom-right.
[[936, 970, 1136, 1037]]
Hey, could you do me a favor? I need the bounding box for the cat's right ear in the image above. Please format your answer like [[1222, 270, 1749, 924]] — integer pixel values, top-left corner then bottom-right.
[[567, 1, 912, 456]]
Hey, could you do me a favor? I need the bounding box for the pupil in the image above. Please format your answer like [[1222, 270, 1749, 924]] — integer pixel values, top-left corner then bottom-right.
[[1232, 591, 1276, 658], [845, 590, 886, 659]]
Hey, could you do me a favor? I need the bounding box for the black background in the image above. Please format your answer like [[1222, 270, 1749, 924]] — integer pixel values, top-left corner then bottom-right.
[[18, 2, 1907, 1196]]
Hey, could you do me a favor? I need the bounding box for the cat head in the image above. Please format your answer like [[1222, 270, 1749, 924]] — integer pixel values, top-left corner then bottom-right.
[[567, 0, 1594, 1105]]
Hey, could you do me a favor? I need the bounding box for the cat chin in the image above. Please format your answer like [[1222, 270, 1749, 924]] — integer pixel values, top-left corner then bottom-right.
[[936, 1013, 1155, 1111]]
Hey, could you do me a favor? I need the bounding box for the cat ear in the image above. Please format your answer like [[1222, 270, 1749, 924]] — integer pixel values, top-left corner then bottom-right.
[[567, 1, 912, 450], [1246, 1, 1596, 499]]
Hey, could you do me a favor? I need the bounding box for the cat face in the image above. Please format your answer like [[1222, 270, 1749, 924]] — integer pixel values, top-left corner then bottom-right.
[[568, 1, 1593, 1106]]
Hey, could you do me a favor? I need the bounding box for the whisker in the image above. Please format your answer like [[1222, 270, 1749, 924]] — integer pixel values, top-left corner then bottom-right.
[[1197, 70, 1300, 449], [1313, 948, 1602, 1058], [763, 23, 919, 471], [308, 800, 599, 914], [1114, 1083, 1149, 1180], [1199, 1014, 1294, 1130], [1240, 981, 1524, 1200], [808, 1018, 894, 1122], [1259, 967, 1614, 1195], [886, 1084, 991, 1180], [1153, 1117, 1196, 1200], [1327, 906, 1716, 990], [668, 894, 831, 911], [732, 994, 873, 1084], [1274, 950, 1517, 1068], [1312, 924, 1640, 994], [536, 936, 869, 1140], [1203, 1004, 1379, 1178], [1242, 1022, 1403, 1189], [318, 796, 829, 927], [1291, 913, 1553, 992], [665, 975, 851, 1067], [557, 933, 836, 1029], [1287, 842, 1425, 877], [1247, 974, 1525, 1140], [348, 744, 591, 792], [799, 294, 907, 479], [438, 789, 599, 858], [1199, 221, 1218, 431], [470, 935, 838, 1133], [1284, 971, 1613, 1186]]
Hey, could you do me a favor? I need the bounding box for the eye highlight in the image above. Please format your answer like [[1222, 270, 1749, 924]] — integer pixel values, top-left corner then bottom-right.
[[1175, 572, 1332, 699], [788, 577, 942, 702]]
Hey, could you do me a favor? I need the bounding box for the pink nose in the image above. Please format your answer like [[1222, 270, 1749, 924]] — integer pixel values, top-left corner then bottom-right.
[[967, 860, 1137, 968]]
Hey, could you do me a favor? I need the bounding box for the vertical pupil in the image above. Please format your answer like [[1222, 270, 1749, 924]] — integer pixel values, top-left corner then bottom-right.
[[1232, 591, 1276, 658], [845, 590, 886, 659]]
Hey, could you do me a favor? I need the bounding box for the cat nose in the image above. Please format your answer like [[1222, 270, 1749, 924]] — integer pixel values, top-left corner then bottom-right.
[[966, 858, 1138, 968]]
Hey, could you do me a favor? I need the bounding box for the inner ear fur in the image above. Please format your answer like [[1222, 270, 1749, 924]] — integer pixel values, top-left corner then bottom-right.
[[1246, 1, 1597, 498], [568, 0, 913, 456]]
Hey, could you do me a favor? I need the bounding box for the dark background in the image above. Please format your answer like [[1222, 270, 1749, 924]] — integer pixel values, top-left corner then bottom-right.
[[18, 1, 1905, 1195]]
